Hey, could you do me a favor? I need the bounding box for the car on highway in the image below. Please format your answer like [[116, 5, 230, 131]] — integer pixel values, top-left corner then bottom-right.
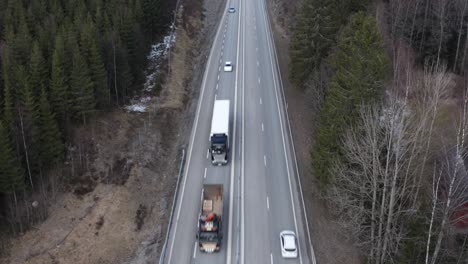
[[224, 61, 233, 72], [280, 230, 298, 258], [228, 7, 235, 13]]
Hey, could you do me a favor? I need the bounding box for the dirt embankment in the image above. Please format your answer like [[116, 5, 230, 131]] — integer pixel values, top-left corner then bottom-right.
[[266, 0, 362, 263], [0, 0, 226, 263]]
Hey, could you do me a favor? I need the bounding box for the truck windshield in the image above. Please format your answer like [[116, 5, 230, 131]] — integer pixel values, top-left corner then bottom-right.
[[198, 232, 219, 242]]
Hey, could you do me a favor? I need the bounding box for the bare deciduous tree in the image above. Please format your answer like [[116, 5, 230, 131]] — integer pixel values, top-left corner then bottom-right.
[[326, 64, 452, 263]]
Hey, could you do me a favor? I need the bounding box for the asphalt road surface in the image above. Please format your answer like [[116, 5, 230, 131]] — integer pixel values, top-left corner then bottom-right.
[[163, 0, 316, 263]]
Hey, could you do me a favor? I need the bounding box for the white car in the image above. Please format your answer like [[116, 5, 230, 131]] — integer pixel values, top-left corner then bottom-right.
[[228, 7, 236, 13], [224, 61, 233, 72], [280, 230, 298, 258]]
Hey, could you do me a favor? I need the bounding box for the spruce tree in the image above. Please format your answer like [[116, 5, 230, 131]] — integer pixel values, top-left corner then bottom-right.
[[120, 12, 140, 89], [70, 51, 95, 122], [289, 0, 343, 88], [79, 15, 96, 63], [17, 66, 41, 172], [29, 41, 49, 96], [50, 32, 69, 120], [89, 37, 109, 108], [38, 87, 63, 167], [0, 121, 24, 194], [2, 46, 15, 132], [141, 0, 165, 39], [13, 13, 32, 66], [312, 12, 390, 186]]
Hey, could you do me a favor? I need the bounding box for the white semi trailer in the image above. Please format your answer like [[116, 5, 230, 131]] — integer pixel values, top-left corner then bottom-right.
[[210, 100, 229, 165]]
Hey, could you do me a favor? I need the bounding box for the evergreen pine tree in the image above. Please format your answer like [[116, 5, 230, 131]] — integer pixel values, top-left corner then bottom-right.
[[115, 41, 133, 102], [13, 13, 32, 66], [119, 12, 141, 89], [2, 46, 15, 131], [17, 66, 41, 172], [141, 0, 164, 40], [50, 32, 69, 120], [70, 51, 95, 122], [38, 87, 63, 167], [0, 58, 3, 114], [29, 41, 49, 96], [289, 0, 342, 88], [0, 121, 24, 194], [312, 12, 390, 186], [79, 15, 96, 63], [89, 37, 109, 108]]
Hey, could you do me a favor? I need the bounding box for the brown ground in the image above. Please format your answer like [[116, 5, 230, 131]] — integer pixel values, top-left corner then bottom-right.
[[0, 0, 226, 263], [266, 0, 362, 263]]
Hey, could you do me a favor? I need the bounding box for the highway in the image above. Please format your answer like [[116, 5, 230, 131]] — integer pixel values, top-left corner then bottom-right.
[[162, 0, 315, 263]]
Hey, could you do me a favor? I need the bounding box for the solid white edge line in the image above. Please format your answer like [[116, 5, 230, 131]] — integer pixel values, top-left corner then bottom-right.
[[261, 0, 316, 263], [227, 0, 242, 261], [240, 0, 246, 262], [259, 0, 304, 263], [166, 0, 228, 261]]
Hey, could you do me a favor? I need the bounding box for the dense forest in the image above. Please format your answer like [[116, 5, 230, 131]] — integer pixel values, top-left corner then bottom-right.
[[291, 0, 468, 263], [0, 0, 172, 237]]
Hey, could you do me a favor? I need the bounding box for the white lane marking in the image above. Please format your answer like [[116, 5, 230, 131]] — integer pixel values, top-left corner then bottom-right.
[[215, 94, 217, 100], [267, 196, 270, 210], [206, 149, 209, 159], [223, 38, 225, 44], [216, 83, 219, 90], [260, 98, 262, 105], [258, 77, 261, 84], [200, 191, 203, 202], [270, 253, 273, 264], [204, 168, 207, 179], [218, 74, 220, 81], [262, 123, 264, 132], [257, 61, 259, 67], [264, 155, 267, 167], [193, 242, 197, 259], [228, 0, 242, 261], [240, 0, 246, 261], [261, 0, 309, 262], [167, 0, 229, 261], [256, 47, 258, 52]]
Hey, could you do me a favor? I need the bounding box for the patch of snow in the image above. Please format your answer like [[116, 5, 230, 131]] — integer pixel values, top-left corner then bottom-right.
[[125, 96, 152, 113], [144, 30, 177, 92]]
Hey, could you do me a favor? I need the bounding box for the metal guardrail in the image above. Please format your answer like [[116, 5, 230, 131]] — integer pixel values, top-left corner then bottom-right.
[[159, 148, 186, 264]]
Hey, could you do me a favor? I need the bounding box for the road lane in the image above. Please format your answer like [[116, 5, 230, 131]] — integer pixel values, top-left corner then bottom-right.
[[164, 0, 242, 263]]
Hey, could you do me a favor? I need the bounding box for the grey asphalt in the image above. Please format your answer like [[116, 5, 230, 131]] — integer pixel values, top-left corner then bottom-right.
[[162, 0, 313, 263]]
